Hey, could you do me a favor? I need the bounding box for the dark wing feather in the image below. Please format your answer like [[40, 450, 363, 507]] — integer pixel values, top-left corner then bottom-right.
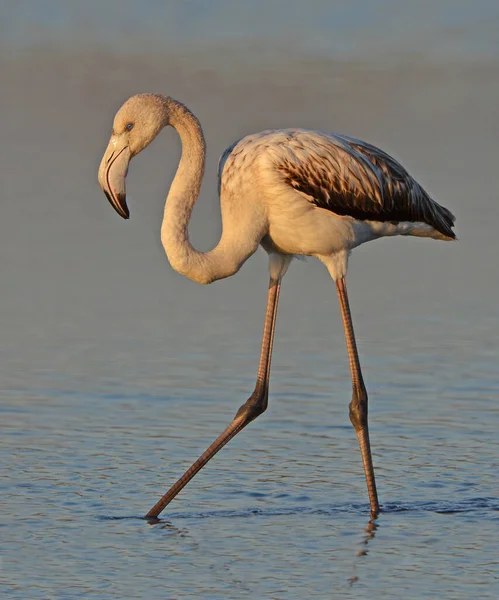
[[279, 132, 456, 239]]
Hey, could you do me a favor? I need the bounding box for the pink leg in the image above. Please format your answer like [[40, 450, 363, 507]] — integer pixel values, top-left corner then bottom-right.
[[336, 277, 379, 515], [145, 277, 281, 518]]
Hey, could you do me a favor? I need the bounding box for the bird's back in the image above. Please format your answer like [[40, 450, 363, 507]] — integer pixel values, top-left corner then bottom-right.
[[219, 129, 456, 240]]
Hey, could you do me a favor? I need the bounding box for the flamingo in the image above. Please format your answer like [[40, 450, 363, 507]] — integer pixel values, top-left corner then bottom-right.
[[98, 94, 456, 519]]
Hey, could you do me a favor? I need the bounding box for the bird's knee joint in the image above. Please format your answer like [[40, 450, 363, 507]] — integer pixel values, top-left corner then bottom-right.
[[349, 389, 368, 431], [235, 391, 268, 424]]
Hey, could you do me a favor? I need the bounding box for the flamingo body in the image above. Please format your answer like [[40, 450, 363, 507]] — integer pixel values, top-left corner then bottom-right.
[[218, 128, 454, 278]]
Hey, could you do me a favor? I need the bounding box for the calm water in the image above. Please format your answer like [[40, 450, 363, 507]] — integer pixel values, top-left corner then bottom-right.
[[2, 3, 499, 598]]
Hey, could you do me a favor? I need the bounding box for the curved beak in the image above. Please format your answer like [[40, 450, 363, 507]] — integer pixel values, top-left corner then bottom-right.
[[98, 136, 132, 219]]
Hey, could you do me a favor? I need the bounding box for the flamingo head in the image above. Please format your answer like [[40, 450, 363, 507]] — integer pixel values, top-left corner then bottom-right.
[[98, 94, 171, 219]]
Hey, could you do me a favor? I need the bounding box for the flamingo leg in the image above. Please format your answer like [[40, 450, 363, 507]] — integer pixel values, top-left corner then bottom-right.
[[145, 277, 281, 519], [336, 277, 380, 515]]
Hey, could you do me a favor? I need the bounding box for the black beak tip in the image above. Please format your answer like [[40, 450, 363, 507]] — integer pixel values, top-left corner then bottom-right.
[[104, 190, 130, 220], [117, 195, 130, 219]]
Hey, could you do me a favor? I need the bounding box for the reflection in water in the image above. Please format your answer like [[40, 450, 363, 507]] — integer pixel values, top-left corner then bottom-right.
[[358, 512, 379, 558], [150, 520, 193, 541], [349, 513, 379, 586]]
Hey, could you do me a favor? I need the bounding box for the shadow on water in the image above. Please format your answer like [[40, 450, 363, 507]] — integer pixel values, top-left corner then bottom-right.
[[382, 497, 499, 514], [98, 495, 499, 523]]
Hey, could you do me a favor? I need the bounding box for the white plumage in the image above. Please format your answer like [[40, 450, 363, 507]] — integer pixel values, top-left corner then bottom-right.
[[98, 94, 456, 519]]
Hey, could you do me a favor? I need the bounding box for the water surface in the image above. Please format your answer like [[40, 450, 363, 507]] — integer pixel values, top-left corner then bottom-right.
[[2, 3, 499, 598]]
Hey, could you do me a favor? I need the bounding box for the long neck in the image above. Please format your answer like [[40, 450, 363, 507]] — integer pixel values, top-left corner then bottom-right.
[[161, 101, 251, 285]]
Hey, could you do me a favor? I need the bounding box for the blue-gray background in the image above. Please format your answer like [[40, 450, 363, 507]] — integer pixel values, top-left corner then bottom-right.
[[1, 2, 498, 598]]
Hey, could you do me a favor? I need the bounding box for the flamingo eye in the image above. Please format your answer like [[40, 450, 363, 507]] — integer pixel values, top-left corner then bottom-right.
[[125, 123, 134, 132]]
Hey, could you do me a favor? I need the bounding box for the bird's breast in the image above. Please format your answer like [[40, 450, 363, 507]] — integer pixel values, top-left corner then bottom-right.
[[264, 193, 359, 257]]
